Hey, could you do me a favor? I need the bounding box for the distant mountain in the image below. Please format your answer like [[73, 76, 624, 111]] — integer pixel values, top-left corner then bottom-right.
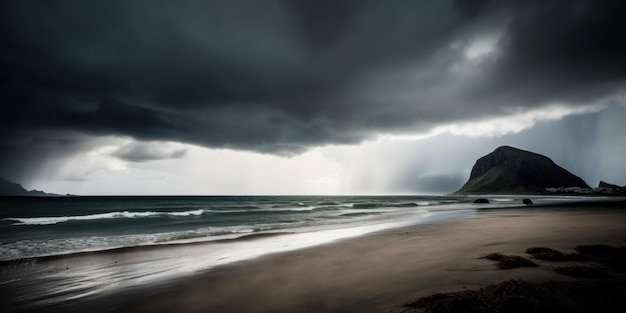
[[0, 179, 61, 196], [455, 146, 590, 194], [0, 179, 29, 196]]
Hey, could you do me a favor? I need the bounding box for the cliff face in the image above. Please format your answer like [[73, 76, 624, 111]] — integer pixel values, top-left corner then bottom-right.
[[455, 146, 590, 194]]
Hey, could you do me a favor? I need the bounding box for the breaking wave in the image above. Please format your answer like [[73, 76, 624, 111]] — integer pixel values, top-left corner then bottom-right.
[[4, 209, 205, 226]]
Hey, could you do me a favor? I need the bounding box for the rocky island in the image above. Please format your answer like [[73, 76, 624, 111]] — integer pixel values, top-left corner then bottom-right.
[[455, 146, 590, 194]]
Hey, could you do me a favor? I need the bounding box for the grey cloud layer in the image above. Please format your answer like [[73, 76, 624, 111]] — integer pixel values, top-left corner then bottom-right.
[[2, 0, 625, 180], [113, 142, 187, 162]]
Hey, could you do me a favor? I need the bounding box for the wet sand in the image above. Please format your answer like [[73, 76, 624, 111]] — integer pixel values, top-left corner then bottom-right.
[[5, 201, 626, 312]]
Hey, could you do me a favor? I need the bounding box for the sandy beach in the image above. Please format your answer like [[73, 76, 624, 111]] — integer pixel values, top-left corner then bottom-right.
[[4, 201, 626, 313]]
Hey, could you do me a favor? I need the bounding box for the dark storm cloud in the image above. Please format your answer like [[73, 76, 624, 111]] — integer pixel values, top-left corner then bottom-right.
[[1, 0, 625, 181], [470, 0, 626, 106], [0, 131, 116, 182]]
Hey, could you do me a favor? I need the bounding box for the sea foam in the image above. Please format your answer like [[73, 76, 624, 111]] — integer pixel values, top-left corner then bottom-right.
[[4, 209, 205, 225]]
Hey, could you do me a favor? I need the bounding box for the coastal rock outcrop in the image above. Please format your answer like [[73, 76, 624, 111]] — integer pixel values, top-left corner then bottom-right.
[[455, 146, 590, 194], [598, 181, 626, 194], [599, 181, 623, 189]]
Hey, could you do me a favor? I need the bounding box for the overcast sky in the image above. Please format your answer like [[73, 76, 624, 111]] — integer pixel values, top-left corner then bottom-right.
[[1, 0, 625, 195]]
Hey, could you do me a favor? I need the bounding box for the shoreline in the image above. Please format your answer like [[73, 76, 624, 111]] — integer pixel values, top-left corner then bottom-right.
[[3, 200, 626, 312], [0, 208, 471, 311], [4, 197, 619, 264], [0, 194, 478, 263], [123, 202, 626, 313]]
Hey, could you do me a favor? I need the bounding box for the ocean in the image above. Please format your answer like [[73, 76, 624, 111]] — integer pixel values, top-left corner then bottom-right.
[[0, 195, 580, 310], [0, 195, 575, 262]]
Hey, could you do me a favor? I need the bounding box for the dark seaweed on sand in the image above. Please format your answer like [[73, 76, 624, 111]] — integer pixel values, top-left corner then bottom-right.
[[481, 253, 538, 269], [406, 279, 626, 313], [525, 247, 588, 261], [403, 245, 626, 313], [554, 265, 611, 279], [575, 245, 626, 272]]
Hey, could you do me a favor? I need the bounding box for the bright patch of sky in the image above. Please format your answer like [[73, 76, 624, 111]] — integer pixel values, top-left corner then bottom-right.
[[464, 36, 499, 60]]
